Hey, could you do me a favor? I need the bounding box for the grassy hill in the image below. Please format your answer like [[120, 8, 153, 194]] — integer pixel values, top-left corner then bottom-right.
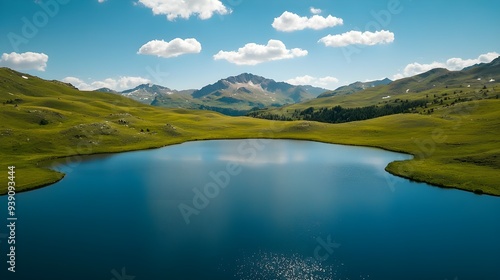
[[1, 67, 499, 196], [250, 58, 500, 120]]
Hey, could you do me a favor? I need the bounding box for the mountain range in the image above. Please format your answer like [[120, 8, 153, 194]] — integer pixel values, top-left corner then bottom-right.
[[318, 78, 392, 98], [101, 73, 327, 116], [249, 56, 500, 120], [88, 57, 499, 117], [120, 84, 194, 104]]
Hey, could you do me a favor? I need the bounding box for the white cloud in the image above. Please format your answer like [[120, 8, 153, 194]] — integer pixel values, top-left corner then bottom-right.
[[319, 30, 394, 47], [286, 75, 339, 89], [0, 52, 48, 71], [310, 7, 322, 14], [94, 77, 151, 91], [62, 76, 151, 92], [272, 11, 343, 32], [393, 52, 500, 80], [62, 77, 91, 90], [138, 0, 230, 21], [213, 39, 308, 66], [98, 0, 106, 3], [138, 38, 202, 58], [318, 76, 340, 85], [445, 52, 499, 70], [286, 75, 316, 85]]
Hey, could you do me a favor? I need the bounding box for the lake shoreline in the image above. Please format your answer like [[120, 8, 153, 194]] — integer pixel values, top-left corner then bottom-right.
[[8, 138, 500, 280], [3, 136, 499, 198]]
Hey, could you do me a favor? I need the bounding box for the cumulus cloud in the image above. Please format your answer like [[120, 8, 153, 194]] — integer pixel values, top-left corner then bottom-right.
[[445, 52, 499, 70], [393, 52, 500, 80], [98, 0, 106, 3], [272, 11, 343, 32], [62, 77, 90, 90], [0, 52, 48, 71], [62, 76, 151, 92], [286, 75, 339, 89], [319, 30, 394, 47], [138, 0, 230, 21], [310, 7, 322, 14], [138, 38, 202, 58], [213, 39, 307, 66]]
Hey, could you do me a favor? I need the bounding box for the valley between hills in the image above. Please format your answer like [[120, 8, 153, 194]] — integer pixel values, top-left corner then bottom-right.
[[0, 57, 499, 196]]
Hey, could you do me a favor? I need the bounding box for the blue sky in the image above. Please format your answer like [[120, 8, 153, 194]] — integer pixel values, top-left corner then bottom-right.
[[1, 0, 499, 91]]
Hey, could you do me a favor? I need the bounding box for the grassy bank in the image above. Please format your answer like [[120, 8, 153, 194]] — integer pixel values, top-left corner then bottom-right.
[[1, 68, 499, 195]]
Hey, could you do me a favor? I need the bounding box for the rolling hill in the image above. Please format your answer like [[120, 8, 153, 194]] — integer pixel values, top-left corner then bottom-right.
[[249, 57, 500, 121], [0, 67, 499, 197]]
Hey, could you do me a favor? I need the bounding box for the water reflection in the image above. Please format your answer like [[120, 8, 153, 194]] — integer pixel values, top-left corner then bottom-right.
[[4, 140, 498, 280]]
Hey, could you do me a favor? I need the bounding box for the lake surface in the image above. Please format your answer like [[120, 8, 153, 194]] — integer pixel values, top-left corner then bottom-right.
[[1, 140, 499, 280]]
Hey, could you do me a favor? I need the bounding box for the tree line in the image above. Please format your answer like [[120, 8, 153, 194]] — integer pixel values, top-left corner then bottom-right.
[[248, 100, 427, 123]]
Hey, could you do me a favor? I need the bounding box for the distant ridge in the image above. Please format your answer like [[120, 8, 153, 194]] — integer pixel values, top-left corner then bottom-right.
[[192, 73, 326, 101], [94, 87, 118, 93], [248, 56, 500, 121], [119, 84, 193, 103], [318, 78, 392, 98], [151, 73, 328, 116]]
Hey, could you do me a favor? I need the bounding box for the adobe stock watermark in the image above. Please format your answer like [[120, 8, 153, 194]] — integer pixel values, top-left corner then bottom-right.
[[313, 234, 341, 262], [178, 139, 269, 225], [342, 0, 404, 63], [49, 139, 92, 174], [217, 0, 244, 21], [176, 118, 294, 225], [7, 0, 70, 52], [145, 64, 169, 86], [110, 267, 135, 280], [48, 119, 118, 175]]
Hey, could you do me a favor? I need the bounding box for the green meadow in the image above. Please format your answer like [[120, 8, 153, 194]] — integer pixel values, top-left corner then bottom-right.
[[1, 67, 499, 195]]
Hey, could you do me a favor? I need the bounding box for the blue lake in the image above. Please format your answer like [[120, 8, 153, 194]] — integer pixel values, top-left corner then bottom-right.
[[1, 139, 499, 280]]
